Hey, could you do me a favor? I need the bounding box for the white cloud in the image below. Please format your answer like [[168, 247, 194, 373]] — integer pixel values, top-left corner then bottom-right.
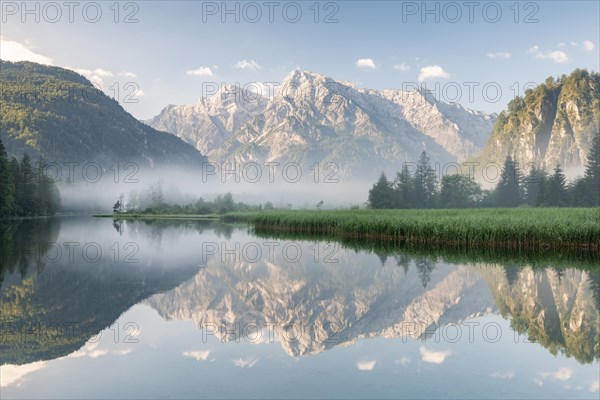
[[419, 346, 452, 364], [417, 65, 449, 81], [538, 50, 568, 63], [548, 368, 573, 381], [68, 341, 109, 359], [183, 350, 211, 361], [356, 360, 377, 371], [536, 367, 573, 386], [113, 348, 133, 356], [356, 58, 377, 70], [232, 357, 258, 368], [528, 46, 568, 63], [393, 63, 410, 72], [235, 59, 261, 71], [119, 71, 137, 78], [0, 362, 47, 387], [64, 68, 139, 95], [186, 66, 214, 77], [490, 371, 515, 379], [487, 52, 511, 59], [68, 341, 133, 359], [71, 68, 115, 91], [583, 40, 595, 52], [589, 381, 600, 392], [92, 68, 113, 78], [394, 357, 412, 366], [571, 41, 579, 46], [0, 39, 53, 65], [558, 42, 566, 48]]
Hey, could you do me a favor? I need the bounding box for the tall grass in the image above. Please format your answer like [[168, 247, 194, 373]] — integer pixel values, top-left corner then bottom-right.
[[227, 208, 600, 250]]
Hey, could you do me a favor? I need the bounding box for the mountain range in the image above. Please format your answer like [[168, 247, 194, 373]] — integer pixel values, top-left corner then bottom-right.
[[147, 70, 496, 176], [2, 61, 598, 177], [146, 250, 599, 362]]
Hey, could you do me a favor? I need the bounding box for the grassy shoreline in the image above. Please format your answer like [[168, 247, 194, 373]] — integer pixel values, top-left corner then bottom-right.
[[95, 208, 600, 251], [226, 208, 600, 251], [249, 229, 599, 269]]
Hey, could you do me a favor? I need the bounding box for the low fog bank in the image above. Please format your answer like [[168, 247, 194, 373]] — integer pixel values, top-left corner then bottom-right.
[[55, 161, 593, 213], [57, 166, 374, 213]]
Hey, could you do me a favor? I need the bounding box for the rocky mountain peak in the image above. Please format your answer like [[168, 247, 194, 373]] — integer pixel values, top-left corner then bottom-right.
[[146, 69, 497, 176], [277, 69, 343, 103]]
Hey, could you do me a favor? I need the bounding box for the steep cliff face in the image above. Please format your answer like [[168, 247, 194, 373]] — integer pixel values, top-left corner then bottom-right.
[[480, 267, 600, 364], [480, 69, 600, 169], [145, 84, 268, 157]]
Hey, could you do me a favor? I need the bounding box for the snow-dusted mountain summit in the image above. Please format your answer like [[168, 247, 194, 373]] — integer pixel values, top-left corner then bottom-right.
[[146, 70, 496, 176]]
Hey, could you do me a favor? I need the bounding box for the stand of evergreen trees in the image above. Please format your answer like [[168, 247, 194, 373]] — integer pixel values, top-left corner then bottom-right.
[[0, 138, 60, 217], [369, 134, 600, 209]]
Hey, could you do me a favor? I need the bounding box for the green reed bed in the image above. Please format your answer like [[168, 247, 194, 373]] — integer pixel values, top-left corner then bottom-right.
[[249, 229, 599, 270], [226, 208, 600, 250]]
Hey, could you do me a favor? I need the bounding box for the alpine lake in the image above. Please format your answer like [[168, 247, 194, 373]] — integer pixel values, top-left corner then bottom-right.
[[1, 216, 598, 399]]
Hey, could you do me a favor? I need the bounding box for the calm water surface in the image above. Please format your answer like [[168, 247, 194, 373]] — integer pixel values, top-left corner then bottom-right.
[[1, 217, 599, 399]]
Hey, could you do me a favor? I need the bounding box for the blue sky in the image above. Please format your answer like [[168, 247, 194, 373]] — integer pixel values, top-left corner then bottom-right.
[[1, 1, 599, 119]]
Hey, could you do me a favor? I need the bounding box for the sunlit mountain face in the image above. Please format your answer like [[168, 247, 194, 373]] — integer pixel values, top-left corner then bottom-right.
[[146, 70, 496, 176], [1, 220, 598, 399]]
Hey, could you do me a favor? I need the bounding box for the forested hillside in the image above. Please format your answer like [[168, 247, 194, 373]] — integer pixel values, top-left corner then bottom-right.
[[0, 61, 207, 168]]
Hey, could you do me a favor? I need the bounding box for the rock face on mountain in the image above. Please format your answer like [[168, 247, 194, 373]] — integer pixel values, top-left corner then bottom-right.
[[146, 252, 497, 357], [147, 70, 495, 176], [478, 69, 600, 169], [480, 267, 600, 364], [0, 61, 207, 168], [145, 84, 268, 157], [378, 88, 492, 160]]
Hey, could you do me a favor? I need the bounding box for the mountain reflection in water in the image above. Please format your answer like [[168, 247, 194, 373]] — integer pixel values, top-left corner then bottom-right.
[[2, 218, 598, 368]]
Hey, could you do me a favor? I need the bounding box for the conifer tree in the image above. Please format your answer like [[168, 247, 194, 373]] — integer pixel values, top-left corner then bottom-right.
[[368, 172, 394, 209], [18, 153, 35, 215], [392, 163, 413, 208], [495, 156, 523, 207], [583, 132, 600, 205], [524, 164, 547, 206], [413, 151, 437, 208], [0, 139, 16, 216], [546, 164, 567, 206]]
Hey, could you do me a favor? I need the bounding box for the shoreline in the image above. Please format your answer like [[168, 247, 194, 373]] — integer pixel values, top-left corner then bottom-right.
[[93, 213, 222, 220], [91, 208, 600, 251]]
